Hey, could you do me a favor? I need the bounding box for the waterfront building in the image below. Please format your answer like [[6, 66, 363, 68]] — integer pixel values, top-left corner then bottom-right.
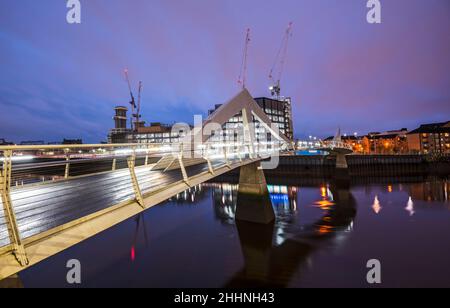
[[207, 97, 294, 141], [254, 97, 294, 141], [19, 141, 45, 146], [134, 122, 188, 144], [407, 121, 450, 154], [62, 139, 83, 145], [0, 138, 14, 146], [108, 106, 187, 144], [363, 129, 409, 154]]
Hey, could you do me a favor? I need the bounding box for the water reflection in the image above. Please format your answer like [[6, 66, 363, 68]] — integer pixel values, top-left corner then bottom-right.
[[228, 183, 356, 287], [314, 185, 335, 211], [366, 179, 450, 217], [168, 181, 357, 287], [405, 197, 415, 217], [211, 183, 238, 225], [407, 178, 450, 203], [372, 195, 382, 214], [155, 178, 450, 287], [268, 185, 298, 215], [139, 177, 448, 287], [17, 175, 450, 288], [130, 214, 149, 262], [168, 185, 207, 204]]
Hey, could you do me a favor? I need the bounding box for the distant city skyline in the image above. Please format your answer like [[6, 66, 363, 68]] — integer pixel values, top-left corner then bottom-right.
[[1, 0, 449, 143]]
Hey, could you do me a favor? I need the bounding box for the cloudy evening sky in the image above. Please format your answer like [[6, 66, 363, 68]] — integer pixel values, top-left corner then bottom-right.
[[0, 0, 449, 143]]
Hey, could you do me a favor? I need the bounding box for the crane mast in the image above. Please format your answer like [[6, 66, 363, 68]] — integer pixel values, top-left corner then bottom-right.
[[237, 28, 251, 89], [124, 68, 138, 131], [136, 81, 143, 128], [269, 22, 293, 99]]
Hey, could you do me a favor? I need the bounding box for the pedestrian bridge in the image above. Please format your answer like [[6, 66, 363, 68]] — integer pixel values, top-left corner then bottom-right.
[[0, 89, 292, 279]]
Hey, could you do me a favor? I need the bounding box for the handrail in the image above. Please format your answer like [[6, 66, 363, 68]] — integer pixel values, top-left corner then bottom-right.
[[0, 143, 163, 151], [0, 140, 288, 152]]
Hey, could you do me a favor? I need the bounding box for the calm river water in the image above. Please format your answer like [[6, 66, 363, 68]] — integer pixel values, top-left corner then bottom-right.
[[19, 176, 450, 288]]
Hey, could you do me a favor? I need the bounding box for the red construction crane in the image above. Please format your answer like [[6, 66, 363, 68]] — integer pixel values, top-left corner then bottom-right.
[[237, 28, 251, 89], [269, 22, 293, 99]]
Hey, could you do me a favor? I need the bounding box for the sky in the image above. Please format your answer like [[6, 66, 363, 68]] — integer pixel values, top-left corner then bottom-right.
[[0, 0, 449, 143]]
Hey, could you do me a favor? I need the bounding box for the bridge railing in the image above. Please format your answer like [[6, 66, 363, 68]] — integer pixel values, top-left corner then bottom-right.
[[0, 140, 286, 264], [0, 140, 285, 185]]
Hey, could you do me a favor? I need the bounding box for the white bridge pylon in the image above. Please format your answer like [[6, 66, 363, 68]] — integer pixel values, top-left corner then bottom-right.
[[151, 89, 292, 174]]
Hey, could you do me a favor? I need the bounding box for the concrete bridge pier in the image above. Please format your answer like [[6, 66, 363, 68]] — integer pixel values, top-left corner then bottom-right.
[[0, 274, 23, 288], [236, 162, 275, 224], [335, 152, 350, 188], [336, 152, 348, 169]]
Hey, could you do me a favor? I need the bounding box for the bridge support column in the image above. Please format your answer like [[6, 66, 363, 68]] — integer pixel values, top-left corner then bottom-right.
[[336, 153, 348, 169], [127, 154, 145, 208], [236, 161, 275, 224], [112, 158, 117, 171], [0, 274, 23, 288], [0, 150, 29, 266], [206, 159, 215, 175], [178, 144, 190, 186], [335, 153, 350, 188]]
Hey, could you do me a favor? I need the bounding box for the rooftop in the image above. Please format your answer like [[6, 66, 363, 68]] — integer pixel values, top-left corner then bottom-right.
[[408, 121, 450, 134], [136, 122, 174, 134]]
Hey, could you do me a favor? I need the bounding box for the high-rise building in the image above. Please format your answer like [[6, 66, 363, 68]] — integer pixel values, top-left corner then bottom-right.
[[113, 106, 128, 130], [109, 106, 132, 143], [207, 96, 294, 141], [254, 97, 294, 141]]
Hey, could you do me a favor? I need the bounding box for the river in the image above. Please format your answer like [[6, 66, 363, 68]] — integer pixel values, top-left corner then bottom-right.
[[18, 175, 450, 288]]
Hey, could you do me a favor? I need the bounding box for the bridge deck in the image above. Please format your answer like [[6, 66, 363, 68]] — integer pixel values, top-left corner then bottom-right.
[[0, 160, 225, 248], [0, 157, 262, 279]]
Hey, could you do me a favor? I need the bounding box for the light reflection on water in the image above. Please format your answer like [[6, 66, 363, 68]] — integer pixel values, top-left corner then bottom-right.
[[18, 177, 450, 288]]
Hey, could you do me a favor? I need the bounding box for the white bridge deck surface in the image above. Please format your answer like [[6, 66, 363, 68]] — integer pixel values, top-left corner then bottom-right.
[[0, 160, 229, 248]]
